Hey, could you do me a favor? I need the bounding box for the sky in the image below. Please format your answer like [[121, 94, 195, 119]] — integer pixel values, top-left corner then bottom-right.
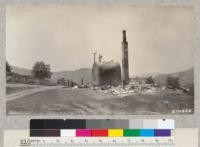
[[6, 5, 194, 76]]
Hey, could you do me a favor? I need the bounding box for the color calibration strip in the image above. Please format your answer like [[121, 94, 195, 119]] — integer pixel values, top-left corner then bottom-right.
[[30, 119, 174, 129], [30, 129, 172, 137]]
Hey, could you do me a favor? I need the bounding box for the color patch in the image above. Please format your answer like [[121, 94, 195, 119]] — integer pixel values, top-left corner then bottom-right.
[[158, 119, 175, 129], [155, 129, 171, 136], [124, 129, 140, 136], [140, 129, 154, 136], [30, 119, 64, 129], [61, 129, 76, 137], [108, 129, 123, 137], [86, 119, 101, 129], [64, 119, 86, 129], [43, 129, 60, 137], [91, 129, 108, 136], [100, 120, 115, 129], [129, 119, 143, 129], [114, 120, 129, 129], [30, 129, 60, 137], [143, 119, 158, 129], [76, 129, 91, 137], [30, 129, 44, 137]]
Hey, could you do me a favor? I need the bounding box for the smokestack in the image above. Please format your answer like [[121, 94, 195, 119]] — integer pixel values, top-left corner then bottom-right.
[[123, 30, 127, 42], [121, 30, 129, 85], [93, 52, 97, 64]]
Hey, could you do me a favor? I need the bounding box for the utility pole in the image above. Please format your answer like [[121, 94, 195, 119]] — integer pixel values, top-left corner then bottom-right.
[[98, 54, 103, 63], [93, 52, 97, 64]]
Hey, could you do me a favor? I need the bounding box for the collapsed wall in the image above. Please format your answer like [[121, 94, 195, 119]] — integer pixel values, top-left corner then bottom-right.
[[92, 62, 122, 86]]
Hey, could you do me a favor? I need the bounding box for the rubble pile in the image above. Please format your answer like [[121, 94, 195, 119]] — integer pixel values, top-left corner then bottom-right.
[[94, 81, 159, 97]]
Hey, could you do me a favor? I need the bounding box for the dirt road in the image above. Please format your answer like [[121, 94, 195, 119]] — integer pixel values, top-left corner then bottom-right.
[[6, 86, 62, 101], [6, 84, 194, 115]]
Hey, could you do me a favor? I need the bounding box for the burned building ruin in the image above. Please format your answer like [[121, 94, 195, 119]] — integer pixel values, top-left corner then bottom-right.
[[92, 30, 129, 86], [92, 58, 122, 86]]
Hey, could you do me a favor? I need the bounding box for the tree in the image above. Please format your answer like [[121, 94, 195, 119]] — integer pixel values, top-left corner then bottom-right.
[[32, 61, 52, 79], [6, 61, 12, 75], [166, 76, 180, 89], [145, 76, 155, 84]]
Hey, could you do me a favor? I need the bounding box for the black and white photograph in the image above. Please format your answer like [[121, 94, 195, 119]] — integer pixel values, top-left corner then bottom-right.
[[6, 5, 194, 115]]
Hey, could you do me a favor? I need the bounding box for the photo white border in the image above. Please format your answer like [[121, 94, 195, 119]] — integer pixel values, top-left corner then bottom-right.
[[0, 0, 199, 146]]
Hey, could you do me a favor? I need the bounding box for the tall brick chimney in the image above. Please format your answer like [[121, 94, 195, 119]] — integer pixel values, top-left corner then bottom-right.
[[122, 30, 129, 85]]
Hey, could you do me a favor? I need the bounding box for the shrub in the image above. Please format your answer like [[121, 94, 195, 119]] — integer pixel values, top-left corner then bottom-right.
[[166, 76, 180, 89]]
